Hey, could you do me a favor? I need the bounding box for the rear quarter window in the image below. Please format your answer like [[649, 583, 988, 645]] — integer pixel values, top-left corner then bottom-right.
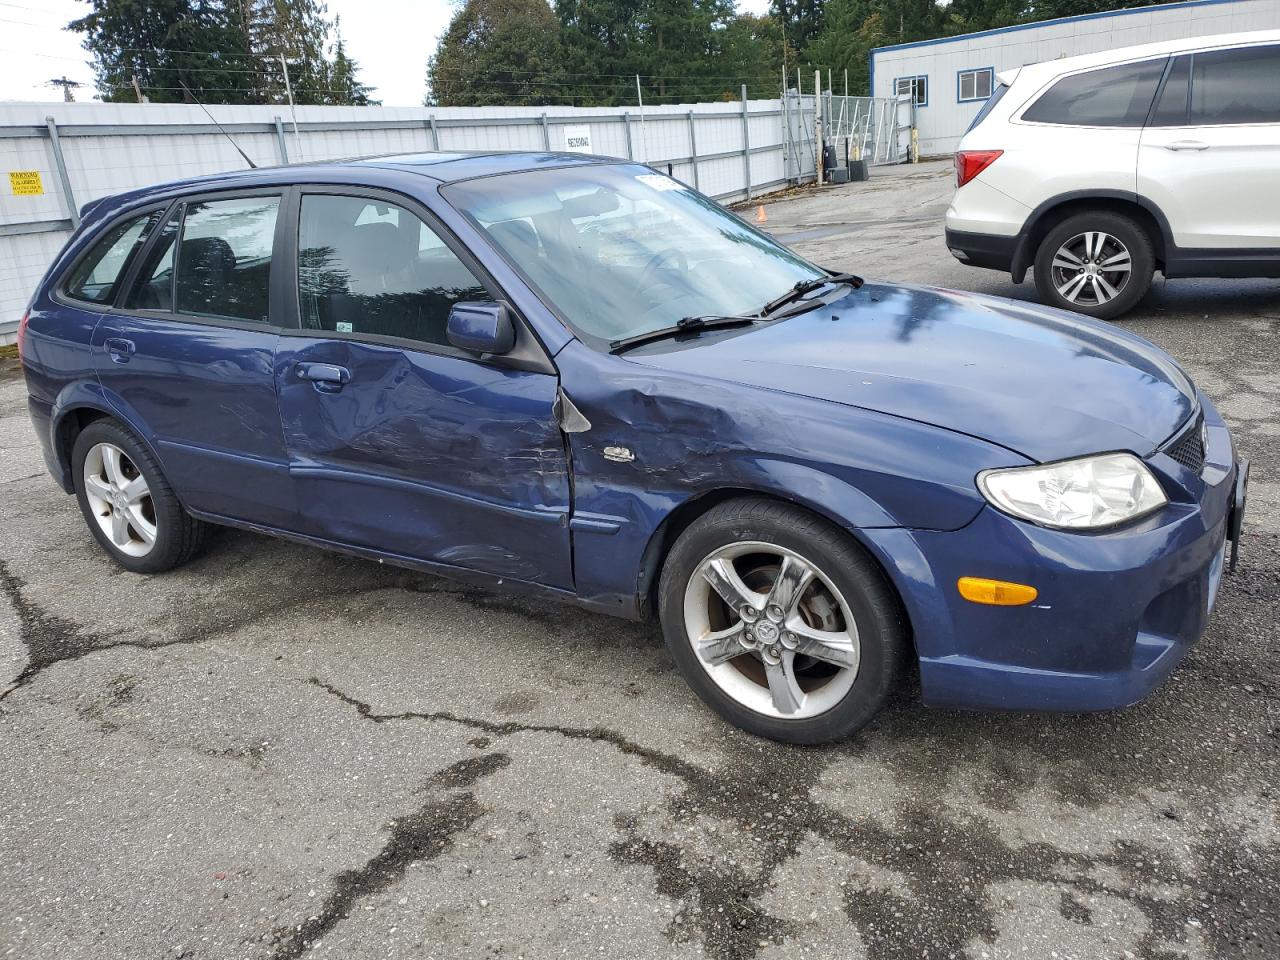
[[62, 210, 163, 305], [1022, 58, 1167, 127], [1189, 44, 1280, 125]]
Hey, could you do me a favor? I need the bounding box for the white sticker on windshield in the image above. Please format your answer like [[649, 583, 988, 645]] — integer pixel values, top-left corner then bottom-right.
[[635, 174, 686, 192]]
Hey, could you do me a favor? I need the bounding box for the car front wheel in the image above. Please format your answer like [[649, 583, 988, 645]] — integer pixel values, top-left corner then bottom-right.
[[658, 498, 907, 743], [1033, 211, 1154, 320], [72, 419, 208, 573]]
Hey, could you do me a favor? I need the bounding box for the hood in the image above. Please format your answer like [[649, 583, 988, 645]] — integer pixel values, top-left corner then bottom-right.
[[626, 282, 1196, 463]]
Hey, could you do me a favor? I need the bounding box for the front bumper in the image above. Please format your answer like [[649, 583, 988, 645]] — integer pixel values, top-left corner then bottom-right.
[[863, 400, 1242, 712]]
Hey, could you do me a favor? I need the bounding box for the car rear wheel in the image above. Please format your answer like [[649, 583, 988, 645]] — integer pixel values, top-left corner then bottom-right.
[[658, 498, 907, 743], [1033, 211, 1154, 320], [72, 419, 208, 573]]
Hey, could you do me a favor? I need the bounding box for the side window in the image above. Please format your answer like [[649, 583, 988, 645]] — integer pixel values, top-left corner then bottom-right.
[[123, 208, 180, 310], [174, 196, 280, 323], [1022, 58, 1166, 127], [297, 194, 491, 346], [1150, 55, 1191, 126], [958, 68, 993, 103], [1189, 44, 1280, 125], [63, 210, 162, 305], [896, 76, 927, 106]]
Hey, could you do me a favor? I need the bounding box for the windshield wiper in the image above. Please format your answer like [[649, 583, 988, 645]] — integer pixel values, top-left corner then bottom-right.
[[609, 314, 756, 354], [759, 272, 863, 317]]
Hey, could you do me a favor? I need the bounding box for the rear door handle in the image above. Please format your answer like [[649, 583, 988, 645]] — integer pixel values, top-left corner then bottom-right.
[[1164, 140, 1210, 151], [104, 338, 135, 363], [295, 361, 351, 392]]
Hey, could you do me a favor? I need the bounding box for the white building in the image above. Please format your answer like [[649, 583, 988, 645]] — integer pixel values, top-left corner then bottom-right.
[[870, 0, 1280, 157]]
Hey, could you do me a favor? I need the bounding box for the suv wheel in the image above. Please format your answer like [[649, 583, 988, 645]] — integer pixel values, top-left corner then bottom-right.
[[72, 419, 208, 573], [658, 497, 907, 744], [1033, 211, 1154, 320]]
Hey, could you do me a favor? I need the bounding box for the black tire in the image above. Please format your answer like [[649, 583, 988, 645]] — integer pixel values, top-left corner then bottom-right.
[[658, 497, 908, 744], [1033, 210, 1155, 320], [71, 419, 208, 574]]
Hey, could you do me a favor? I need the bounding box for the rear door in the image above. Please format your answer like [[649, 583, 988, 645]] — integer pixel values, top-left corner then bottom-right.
[[1139, 44, 1280, 252], [1006, 57, 1167, 204], [273, 188, 573, 588], [93, 189, 296, 527]]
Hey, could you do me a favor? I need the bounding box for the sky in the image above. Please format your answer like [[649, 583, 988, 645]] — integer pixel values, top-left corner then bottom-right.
[[0, 0, 773, 105]]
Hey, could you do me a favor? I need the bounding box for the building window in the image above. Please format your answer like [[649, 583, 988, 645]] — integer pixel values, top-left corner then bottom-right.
[[958, 68, 994, 103], [895, 75, 928, 106]]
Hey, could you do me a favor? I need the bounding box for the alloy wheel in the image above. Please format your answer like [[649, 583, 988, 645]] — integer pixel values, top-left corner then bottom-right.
[[682, 541, 860, 720], [82, 442, 157, 557], [1050, 231, 1132, 306]]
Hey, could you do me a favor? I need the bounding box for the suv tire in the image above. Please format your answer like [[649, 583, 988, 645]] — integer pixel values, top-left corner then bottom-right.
[[1033, 211, 1154, 320]]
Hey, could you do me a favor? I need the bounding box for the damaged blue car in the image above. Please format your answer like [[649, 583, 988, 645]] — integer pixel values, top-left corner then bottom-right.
[[20, 153, 1248, 742]]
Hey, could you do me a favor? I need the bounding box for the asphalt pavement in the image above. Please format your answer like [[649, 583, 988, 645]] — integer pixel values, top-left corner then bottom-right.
[[1, 160, 1277, 960]]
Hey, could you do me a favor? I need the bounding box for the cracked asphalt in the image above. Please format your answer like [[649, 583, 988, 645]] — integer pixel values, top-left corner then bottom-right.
[[2, 161, 1278, 960]]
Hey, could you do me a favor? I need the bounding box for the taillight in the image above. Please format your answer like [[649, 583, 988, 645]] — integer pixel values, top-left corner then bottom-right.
[[955, 150, 1003, 188], [16, 311, 29, 362]]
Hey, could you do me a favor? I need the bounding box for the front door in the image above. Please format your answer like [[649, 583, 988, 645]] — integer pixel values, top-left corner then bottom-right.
[[1139, 46, 1280, 251], [274, 190, 573, 589], [93, 191, 295, 528]]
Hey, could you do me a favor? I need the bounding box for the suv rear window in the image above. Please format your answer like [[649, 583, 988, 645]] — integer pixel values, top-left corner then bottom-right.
[[63, 210, 162, 305], [1190, 44, 1280, 125], [1022, 58, 1166, 127]]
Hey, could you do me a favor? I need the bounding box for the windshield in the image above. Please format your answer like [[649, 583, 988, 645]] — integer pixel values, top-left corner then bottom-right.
[[442, 164, 827, 349]]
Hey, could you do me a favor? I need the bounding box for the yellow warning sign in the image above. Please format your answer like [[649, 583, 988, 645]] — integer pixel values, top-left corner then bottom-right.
[[9, 170, 43, 196]]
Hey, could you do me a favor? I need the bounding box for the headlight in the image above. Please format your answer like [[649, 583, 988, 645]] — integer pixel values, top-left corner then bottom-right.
[[978, 453, 1168, 530]]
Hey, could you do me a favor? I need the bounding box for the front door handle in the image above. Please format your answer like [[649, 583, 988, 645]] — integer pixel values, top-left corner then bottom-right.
[[1164, 140, 1210, 151], [295, 361, 351, 392], [104, 338, 135, 363]]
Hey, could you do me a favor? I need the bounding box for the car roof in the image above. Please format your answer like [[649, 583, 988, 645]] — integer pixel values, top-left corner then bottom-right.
[[999, 27, 1280, 86], [83, 151, 621, 222]]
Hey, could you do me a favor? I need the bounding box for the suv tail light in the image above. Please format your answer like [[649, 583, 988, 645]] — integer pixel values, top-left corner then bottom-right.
[[16, 310, 29, 362], [955, 150, 1003, 187]]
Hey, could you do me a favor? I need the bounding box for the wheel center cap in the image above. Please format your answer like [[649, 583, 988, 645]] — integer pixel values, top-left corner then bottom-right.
[[755, 621, 779, 644]]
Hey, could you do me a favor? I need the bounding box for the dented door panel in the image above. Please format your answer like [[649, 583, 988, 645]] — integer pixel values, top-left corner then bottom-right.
[[275, 335, 573, 588]]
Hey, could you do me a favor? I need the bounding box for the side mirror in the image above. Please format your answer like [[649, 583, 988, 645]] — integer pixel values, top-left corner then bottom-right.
[[446, 301, 516, 355]]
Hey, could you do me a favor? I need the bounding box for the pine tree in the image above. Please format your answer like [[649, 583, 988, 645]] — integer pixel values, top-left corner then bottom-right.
[[71, 0, 258, 104], [325, 17, 377, 105], [241, 0, 332, 105], [428, 0, 567, 107]]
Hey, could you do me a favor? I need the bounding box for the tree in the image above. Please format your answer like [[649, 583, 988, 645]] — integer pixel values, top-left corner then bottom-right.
[[324, 17, 377, 105], [427, 0, 567, 106], [769, 0, 825, 54], [242, 0, 332, 104], [71, 0, 258, 103], [70, 0, 376, 106]]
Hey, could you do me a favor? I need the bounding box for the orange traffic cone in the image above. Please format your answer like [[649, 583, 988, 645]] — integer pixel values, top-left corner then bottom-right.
[[755, 205, 767, 224]]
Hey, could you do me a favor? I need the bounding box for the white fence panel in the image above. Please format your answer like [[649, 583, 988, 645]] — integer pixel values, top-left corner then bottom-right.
[[0, 96, 902, 338]]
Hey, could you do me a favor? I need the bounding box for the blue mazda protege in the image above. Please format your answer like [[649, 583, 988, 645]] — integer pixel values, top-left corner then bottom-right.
[[19, 153, 1248, 743]]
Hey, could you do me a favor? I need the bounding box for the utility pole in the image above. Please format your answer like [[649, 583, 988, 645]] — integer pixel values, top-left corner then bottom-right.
[[635, 74, 647, 163], [279, 54, 301, 160], [815, 69, 823, 185], [131, 75, 147, 104], [48, 76, 82, 102]]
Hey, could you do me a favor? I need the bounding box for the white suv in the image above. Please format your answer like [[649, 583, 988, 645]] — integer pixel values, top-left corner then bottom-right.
[[945, 30, 1280, 319]]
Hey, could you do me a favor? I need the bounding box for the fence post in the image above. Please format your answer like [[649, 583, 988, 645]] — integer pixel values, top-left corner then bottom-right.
[[540, 113, 551, 150], [623, 111, 633, 159], [740, 84, 751, 201], [686, 110, 699, 191], [273, 116, 289, 164], [44, 116, 79, 229], [428, 115, 440, 150]]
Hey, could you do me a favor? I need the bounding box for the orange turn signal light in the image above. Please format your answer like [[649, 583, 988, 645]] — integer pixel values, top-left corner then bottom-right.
[[957, 577, 1038, 606]]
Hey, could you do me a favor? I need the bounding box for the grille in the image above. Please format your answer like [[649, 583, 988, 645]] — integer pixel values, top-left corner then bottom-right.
[[1165, 416, 1206, 474]]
